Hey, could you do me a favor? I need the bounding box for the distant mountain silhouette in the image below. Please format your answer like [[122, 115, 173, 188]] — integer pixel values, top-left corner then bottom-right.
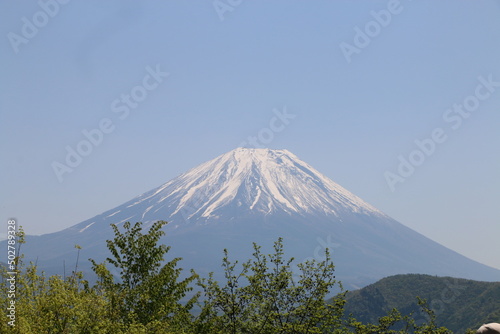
[[342, 274, 500, 333]]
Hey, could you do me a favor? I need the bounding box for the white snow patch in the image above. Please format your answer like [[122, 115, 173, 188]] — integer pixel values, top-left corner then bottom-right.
[[250, 185, 262, 210], [141, 205, 155, 220], [117, 216, 134, 225], [106, 210, 121, 218], [79, 222, 95, 233]]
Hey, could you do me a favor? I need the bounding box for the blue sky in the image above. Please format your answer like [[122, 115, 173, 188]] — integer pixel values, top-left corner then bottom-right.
[[1, 1, 499, 269]]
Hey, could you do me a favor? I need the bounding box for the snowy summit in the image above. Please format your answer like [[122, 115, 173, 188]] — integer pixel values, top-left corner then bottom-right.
[[121, 148, 384, 224]]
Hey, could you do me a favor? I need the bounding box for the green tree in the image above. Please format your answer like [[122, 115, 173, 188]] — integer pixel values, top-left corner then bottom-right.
[[412, 297, 452, 334], [90, 220, 198, 331], [0, 227, 114, 333], [195, 237, 346, 333]]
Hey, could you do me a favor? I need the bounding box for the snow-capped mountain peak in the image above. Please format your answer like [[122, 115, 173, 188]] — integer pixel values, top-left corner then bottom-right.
[[124, 148, 383, 223]]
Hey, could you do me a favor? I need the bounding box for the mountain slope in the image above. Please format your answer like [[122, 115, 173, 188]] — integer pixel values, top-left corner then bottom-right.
[[343, 274, 500, 333], [5, 148, 500, 289]]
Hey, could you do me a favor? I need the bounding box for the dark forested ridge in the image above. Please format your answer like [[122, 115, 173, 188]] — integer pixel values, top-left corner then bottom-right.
[[342, 274, 500, 333]]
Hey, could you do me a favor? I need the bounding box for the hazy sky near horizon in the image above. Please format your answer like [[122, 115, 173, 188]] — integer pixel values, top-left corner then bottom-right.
[[1, 1, 499, 269]]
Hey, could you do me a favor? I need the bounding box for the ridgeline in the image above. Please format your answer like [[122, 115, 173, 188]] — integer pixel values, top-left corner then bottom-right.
[[343, 274, 500, 333]]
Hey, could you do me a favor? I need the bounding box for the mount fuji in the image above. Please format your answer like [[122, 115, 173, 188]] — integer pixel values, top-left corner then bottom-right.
[[8, 148, 500, 288]]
